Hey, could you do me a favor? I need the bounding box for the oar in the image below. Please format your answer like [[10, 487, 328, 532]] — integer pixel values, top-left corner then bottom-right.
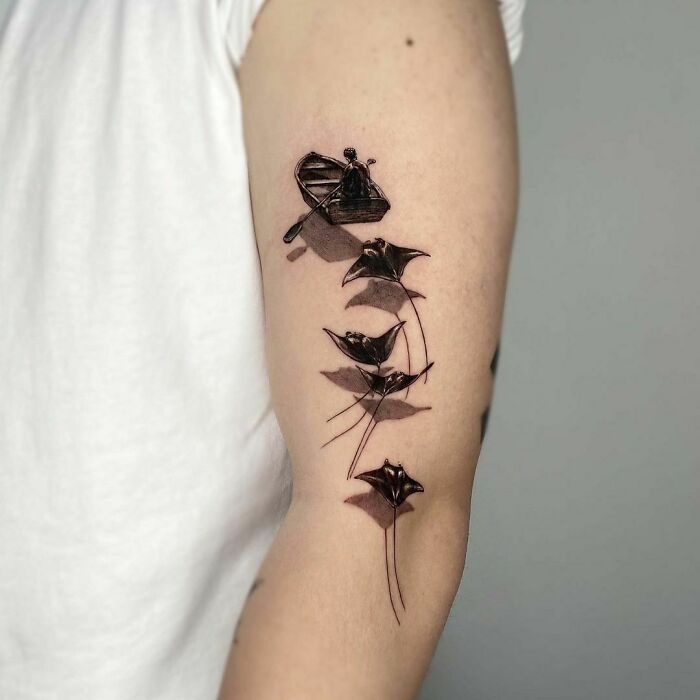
[[283, 184, 342, 243]]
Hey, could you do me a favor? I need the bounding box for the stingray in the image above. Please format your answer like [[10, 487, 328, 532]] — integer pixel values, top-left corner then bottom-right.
[[344, 279, 425, 390], [342, 238, 430, 378], [321, 364, 434, 462], [357, 364, 433, 397], [323, 320, 411, 422], [342, 238, 429, 286], [323, 321, 405, 372], [355, 459, 424, 624], [336, 363, 433, 480]]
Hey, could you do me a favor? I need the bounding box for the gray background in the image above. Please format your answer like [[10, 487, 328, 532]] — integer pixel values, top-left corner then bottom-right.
[[421, 2, 700, 699]]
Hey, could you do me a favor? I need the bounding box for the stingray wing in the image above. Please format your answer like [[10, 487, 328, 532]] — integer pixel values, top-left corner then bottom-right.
[[342, 251, 399, 286], [387, 243, 430, 280], [355, 467, 397, 507], [324, 329, 376, 364], [370, 321, 406, 364], [384, 362, 435, 395], [356, 366, 386, 394]]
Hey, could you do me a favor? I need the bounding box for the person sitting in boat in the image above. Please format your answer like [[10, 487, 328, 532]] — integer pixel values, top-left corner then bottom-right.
[[340, 147, 375, 199]]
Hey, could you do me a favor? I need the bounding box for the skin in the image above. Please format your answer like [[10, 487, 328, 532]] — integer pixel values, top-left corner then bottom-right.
[[219, 0, 518, 697]]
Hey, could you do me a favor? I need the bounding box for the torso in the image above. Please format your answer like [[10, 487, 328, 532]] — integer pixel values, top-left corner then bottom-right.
[[0, 2, 290, 697]]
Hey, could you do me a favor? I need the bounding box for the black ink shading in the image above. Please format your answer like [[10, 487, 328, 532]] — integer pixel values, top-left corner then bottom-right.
[[490, 343, 500, 377], [322, 363, 433, 478], [323, 362, 405, 422], [283, 150, 390, 243], [357, 364, 433, 398], [323, 322, 405, 372], [480, 343, 501, 444], [282, 149, 434, 629], [286, 245, 307, 262], [343, 238, 430, 376], [232, 578, 264, 645], [286, 212, 363, 263], [343, 238, 428, 287], [340, 147, 372, 199], [322, 320, 406, 424], [480, 407, 490, 444], [345, 279, 426, 386], [319, 371, 430, 450], [353, 460, 424, 624], [320, 366, 373, 395], [345, 279, 425, 316], [344, 364, 434, 479], [321, 395, 430, 450], [358, 397, 431, 422], [322, 322, 403, 424]]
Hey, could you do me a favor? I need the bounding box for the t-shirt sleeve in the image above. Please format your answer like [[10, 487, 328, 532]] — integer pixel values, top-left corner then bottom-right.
[[220, 0, 525, 69], [217, 0, 268, 67], [499, 0, 526, 64]]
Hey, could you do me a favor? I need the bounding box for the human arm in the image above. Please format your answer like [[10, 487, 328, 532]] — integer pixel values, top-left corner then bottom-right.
[[220, 0, 518, 697]]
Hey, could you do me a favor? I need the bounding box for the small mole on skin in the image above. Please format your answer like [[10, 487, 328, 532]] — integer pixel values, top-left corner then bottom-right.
[[405, 37, 414, 47]]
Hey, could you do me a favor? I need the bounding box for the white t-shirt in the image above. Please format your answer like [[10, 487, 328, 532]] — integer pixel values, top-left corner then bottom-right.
[[0, 1, 524, 698]]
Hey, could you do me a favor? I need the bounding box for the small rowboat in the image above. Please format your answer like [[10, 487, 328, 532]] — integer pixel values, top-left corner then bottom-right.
[[295, 152, 390, 226]]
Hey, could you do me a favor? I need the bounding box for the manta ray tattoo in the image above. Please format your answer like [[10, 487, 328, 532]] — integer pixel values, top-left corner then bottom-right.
[[284, 148, 435, 626], [343, 238, 430, 374], [353, 460, 424, 624]]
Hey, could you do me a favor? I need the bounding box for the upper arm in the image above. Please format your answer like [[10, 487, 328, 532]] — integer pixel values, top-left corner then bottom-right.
[[239, 0, 517, 506], [222, 2, 518, 695]]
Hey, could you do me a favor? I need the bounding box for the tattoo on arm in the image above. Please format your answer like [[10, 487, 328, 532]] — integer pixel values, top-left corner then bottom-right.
[[480, 343, 501, 444], [282, 148, 434, 625]]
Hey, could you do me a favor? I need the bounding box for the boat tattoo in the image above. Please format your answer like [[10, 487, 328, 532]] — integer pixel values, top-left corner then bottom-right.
[[282, 147, 434, 625], [283, 149, 390, 243]]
